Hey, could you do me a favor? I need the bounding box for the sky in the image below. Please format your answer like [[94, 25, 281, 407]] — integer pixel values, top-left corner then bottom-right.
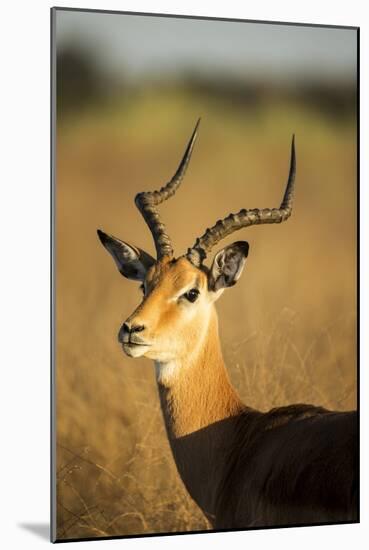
[[55, 9, 357, 84]]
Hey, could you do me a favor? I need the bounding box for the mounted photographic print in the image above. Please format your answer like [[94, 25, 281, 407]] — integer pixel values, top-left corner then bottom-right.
[[51, 7, 359, 543]]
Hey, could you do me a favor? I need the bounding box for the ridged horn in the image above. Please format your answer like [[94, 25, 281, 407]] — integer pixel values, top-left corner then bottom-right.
[[186, 135, 296, 266], [135, 119, 200, 258]]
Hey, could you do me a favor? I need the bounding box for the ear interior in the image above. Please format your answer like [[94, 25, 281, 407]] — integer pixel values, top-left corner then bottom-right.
[[97, 229, 155, 281], [209, 241, 249, 292]]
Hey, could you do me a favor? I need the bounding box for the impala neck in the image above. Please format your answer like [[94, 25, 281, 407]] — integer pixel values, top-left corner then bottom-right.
[[156, 307, 244, 438], [155, 307, 245, 520]]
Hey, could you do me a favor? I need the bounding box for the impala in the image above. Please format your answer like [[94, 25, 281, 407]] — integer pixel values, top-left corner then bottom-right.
[[97, 120, 358, 529]]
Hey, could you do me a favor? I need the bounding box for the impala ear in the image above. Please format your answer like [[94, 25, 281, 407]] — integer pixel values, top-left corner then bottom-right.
[[97, 229, 155, 281], [208, 241, 249, 293]]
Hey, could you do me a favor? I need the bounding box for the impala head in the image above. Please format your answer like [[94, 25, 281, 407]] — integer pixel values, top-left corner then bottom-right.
[[98, 120, 296, 363]]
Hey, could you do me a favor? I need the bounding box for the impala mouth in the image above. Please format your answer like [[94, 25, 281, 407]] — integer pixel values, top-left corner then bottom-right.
[[122, 341, 151, 358], [124, 342, 150, 347]]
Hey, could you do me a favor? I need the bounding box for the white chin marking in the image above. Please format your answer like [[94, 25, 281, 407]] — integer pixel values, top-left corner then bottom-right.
[[155, 361, 179, 385], [123, 344, 148, 358]]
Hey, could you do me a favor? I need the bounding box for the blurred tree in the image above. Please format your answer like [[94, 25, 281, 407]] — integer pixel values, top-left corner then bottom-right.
[[297, 82, 357, 122], [56, 45, 105, 115]]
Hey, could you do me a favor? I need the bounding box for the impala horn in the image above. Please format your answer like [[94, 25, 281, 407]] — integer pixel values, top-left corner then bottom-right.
[[135, 119, 200, 259], [186, 135, 296, 266]]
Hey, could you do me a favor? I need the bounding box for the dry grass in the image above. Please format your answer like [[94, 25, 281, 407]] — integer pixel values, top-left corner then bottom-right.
[[55, 90, 356, 539]]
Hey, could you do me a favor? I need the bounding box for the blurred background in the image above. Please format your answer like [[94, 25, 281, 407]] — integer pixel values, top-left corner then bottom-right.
[[54, 9, 357, 540]]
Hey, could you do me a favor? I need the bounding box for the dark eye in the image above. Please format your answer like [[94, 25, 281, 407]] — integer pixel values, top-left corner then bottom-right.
[[184, 288, 200, 303], [139, 283, 145, 296]]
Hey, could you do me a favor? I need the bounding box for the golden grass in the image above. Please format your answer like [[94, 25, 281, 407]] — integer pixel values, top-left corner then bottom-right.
[[55, 90, 356, 539]]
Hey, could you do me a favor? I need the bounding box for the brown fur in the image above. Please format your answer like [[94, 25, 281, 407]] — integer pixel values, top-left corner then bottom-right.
[[104, 254, 357, 528], [158, 308, 244, 437]]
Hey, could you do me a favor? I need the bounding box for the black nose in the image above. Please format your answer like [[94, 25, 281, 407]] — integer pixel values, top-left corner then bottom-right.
[[122, 322, 130, 334], [118, 322, 145, 343]]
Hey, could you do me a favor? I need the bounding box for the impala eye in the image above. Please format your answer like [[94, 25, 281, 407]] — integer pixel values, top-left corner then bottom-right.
[[184, 288, 200, 303]]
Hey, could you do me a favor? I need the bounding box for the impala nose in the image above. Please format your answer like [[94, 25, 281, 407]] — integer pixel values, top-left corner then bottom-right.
[[118, 322, 146, 343]]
